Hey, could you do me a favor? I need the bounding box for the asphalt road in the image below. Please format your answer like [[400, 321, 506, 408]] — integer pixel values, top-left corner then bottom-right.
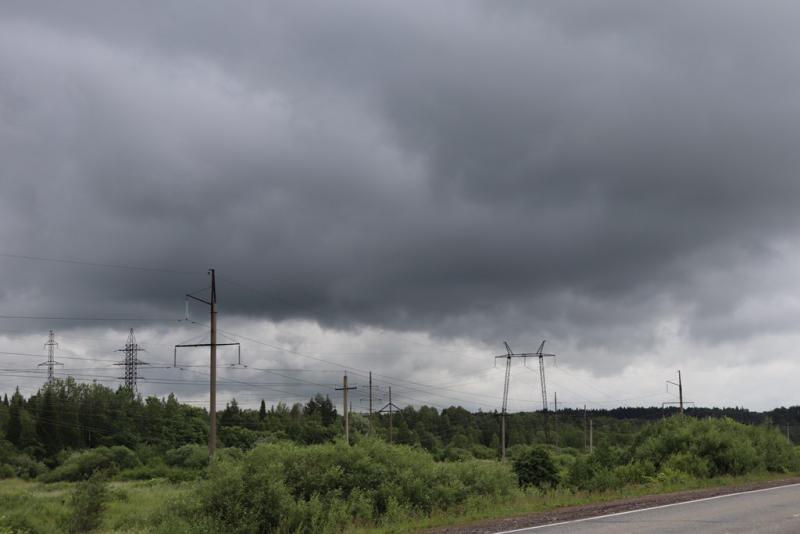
[[496, 482, 800, 534]]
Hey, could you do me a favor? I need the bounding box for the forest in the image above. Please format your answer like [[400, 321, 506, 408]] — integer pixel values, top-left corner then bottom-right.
[[0, 379, 799, 532]]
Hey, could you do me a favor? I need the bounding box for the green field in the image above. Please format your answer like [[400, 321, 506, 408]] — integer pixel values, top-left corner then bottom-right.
[[3, 381, 800, 533], [1, 471, 798, 534], [0, 478, 192, 533]]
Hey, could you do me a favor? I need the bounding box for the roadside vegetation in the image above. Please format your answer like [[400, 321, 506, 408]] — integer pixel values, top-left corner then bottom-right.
[[1, 380, 799, 532]]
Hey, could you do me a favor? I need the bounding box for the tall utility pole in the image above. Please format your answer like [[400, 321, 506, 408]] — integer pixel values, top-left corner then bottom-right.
[[38, 330, 62, 383], [378, 386, 399, 444], [583, 405, 588, 452], [115, 329, 147, 395], [666, 370, 685, 414], [336, 373, 357, 444], [553, 392, 558, 447], [589, 419, 594, 453], [368, 371, 373, 434], [495, 341, 554, 461], [174, 269, 240, 457]]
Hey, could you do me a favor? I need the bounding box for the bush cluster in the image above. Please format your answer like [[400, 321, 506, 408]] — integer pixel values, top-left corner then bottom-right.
[[192, 438, 517, 533], [511, 446, 560, 489], [566, 417, 799, 491], [41, 446, 140, 482]]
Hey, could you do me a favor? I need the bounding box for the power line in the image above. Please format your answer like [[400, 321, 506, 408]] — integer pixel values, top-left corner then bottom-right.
[[0, 314, 183, 322], [0, 252, 202, 276]]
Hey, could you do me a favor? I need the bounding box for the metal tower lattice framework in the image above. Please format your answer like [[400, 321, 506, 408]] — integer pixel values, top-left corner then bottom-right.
[[38, 330, 63, 383], [534, 340, 556, 412], [115, 328, 147, 394], [495, 340, 556, 460]]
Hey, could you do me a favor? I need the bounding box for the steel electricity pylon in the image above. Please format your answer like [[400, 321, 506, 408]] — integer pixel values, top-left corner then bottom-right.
[[38, 330, 63, 383], [115, 328, 147, 395], [495, 340, 555, 460], [533, 340, 557, 412]]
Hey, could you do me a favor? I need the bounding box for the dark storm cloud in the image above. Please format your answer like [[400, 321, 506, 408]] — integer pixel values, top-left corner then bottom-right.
[[2, 1, 800, 356]]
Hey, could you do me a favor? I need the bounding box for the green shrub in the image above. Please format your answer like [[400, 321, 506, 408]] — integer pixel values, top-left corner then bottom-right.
[[42, 446, 140, 482], [612, 460, 655, 486], [116, 463, 201, 482], [193, 439, 517, 532], [566, 455, 597, 490], [631, 416, 798, 478], [0, 464, 14, 479], [439, 446, 472, 462], [165, 444, 208, 470], [512, 446, 560, 489], [470, 444, 497, 460], [66, 472, 108, 533], [219, 426, 261, 450], [9, 454, 47, 479]]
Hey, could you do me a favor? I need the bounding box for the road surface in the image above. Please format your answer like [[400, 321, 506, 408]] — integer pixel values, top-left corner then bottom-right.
[[495, 482, 800, 533]]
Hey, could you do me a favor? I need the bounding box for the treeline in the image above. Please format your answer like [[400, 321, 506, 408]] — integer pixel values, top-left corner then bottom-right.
[[1, 378, 800, 468], [2, 379, 800, 532]]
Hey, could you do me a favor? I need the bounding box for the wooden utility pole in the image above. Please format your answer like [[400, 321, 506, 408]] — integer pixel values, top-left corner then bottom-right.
[[336, 373, 357, 445], [666, 370, 685, 414], [583, 405, 588, 452], [554, 392, 558, 448], [174, 269, 240, 457], [209, 272, 217, 455], [369, 371, 373, 433], [589, 418, 593, 454]]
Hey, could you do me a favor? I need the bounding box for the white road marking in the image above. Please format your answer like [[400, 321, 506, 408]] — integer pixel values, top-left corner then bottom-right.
[[492, 482, 800, 534]]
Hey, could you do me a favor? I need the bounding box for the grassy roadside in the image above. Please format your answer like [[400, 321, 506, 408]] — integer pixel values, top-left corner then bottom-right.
[[0, 478, 194, 534], [1, 471, 798, 533], [350, 471, 800, 534]]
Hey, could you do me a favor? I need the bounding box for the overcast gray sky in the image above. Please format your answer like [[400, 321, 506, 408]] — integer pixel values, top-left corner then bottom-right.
[[2, 1, 800, 412]]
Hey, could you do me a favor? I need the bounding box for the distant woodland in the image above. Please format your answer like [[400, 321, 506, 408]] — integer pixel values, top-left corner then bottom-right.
[[1, 378, 798, 464]]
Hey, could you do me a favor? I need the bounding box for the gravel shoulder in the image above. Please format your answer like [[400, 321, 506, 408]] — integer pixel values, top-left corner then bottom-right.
[[423, 476, 800, 534]]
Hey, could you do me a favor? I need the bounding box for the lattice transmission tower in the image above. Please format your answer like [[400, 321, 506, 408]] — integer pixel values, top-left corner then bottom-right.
[[115, 328, 147, 395], [38, 330, 63, 383]]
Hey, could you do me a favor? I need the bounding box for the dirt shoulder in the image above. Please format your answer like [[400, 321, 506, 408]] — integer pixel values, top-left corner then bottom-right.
[[423, 476, 800, 534]]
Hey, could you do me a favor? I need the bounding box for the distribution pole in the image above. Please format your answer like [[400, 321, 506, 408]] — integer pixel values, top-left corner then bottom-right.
[[589, 419, 594, 453], [174, 269, 240, 457], [554, 392, 558, 447], [666, 370, 685, 414], [335, 373, 357, 444], [584, 405, 588, 452], [38, 330, 62, 383], [369, 371, 373, 434], [210, 272, 217, 455], [500, 344, 512, 461]]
